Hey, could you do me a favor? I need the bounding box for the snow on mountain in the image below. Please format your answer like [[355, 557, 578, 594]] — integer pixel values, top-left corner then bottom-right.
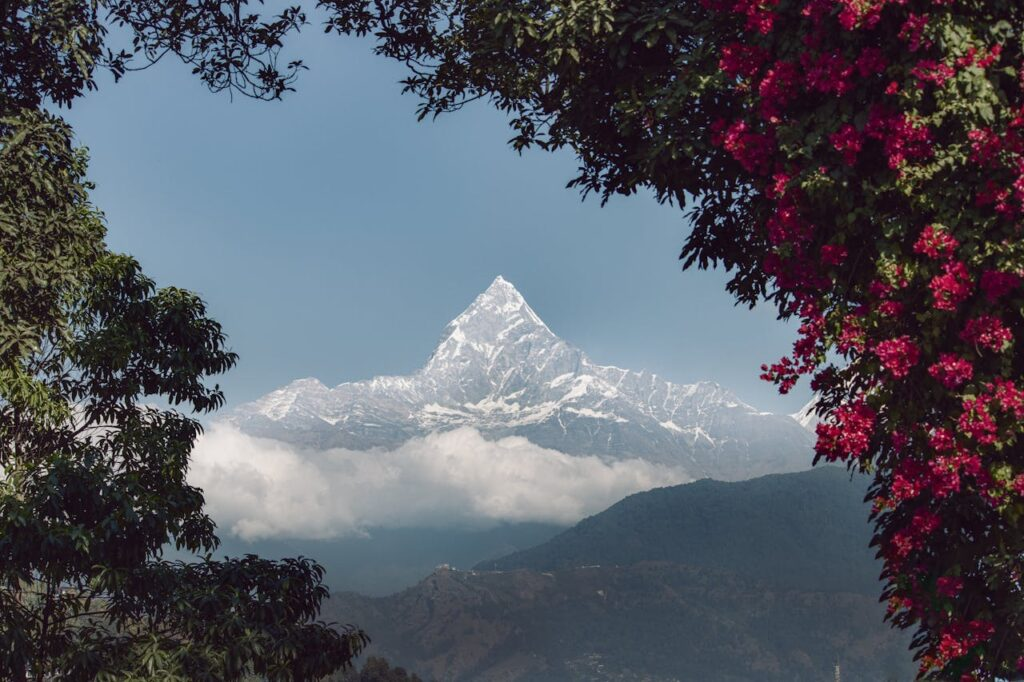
[[792, 396, 820, 432], [226, 276, 814, 481]]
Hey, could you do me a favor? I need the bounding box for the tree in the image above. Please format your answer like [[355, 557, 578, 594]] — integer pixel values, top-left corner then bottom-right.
[[2, 250, 367, 680], [1, 2, 366, 679], [1, 1, 308, 111], [310, 0, 1024, 678]]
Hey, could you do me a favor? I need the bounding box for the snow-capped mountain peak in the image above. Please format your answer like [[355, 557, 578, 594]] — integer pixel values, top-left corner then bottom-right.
[[227, 277, 814, 480], [791, 396, 820, 432], [424, 276, 553, 373]]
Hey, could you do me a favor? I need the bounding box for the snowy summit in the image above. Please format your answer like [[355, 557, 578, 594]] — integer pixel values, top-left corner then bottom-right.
[[226, 277, 814, 480]]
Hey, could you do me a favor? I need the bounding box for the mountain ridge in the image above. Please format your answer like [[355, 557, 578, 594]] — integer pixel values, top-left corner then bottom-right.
[[476, 466, 879, 594], [227, 277, 814, 480], [324, 468, 913, 681]]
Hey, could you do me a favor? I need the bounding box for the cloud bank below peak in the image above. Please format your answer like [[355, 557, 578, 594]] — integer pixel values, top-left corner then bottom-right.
[[190, 424, 691, 541]]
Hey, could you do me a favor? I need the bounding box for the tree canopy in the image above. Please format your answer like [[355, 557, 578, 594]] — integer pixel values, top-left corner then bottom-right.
[[2, 252, 367, 680], [311, 0, 1024, 678], [1, 2, 365, 679]]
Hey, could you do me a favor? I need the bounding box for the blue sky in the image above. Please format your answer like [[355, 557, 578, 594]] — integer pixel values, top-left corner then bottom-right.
[[64, 27, 810, 414]]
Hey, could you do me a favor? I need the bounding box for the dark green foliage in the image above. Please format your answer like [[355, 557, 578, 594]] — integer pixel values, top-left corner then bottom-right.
[[0, 112, 105, 366], [1, 254, 367, 680], [479, 467, 880, 594], [1, 3, 365, 679]]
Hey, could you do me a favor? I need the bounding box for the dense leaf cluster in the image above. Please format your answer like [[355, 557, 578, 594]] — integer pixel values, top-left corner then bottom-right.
[[1, 2, 365, 680]]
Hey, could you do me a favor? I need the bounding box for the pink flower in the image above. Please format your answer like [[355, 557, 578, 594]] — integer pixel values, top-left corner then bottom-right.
[[928, 354, 973, 389], [979, 270, 1020, 301], [976, 181, 1015, 216], [892, 458, 928, 502], [898, 14, 931, 52], [967, 128, 1002, 165], [766, 202, 812, 245], [956, 47, 980, 68], [890, 509, 941, 561], [937, 620, 994, 663], [802, 51, 855, 96], [960, 316, 1013, 352], [886, 595, 913, 617], [929, 456, 961, 498], [761, 356, 799, 393], [820, 244, 848, 265], [718, 120, 775, 175], [913, 225, 959, 260], [936, 576, 964, 598], [830, 124, 863, 165], [855, 47, 888, 76], [958, 396, 998, 445], [959, 44, 1003, 69], [837, 316, 865, 353], [815, 400, 876, 461], [977, 44, 1002, 68], [874, 336, 920, 379], [928, 427, 956, 452], [719, 43, 768, 79], [929, 261, 973, 311], [911, 60, 956, 87], [725, 0, 780, 34], [869, 279, 893, 298], [837, 0, 885, 30], [866, 109, 933, 168], [990, 378, 1024, 419], [767, 171, 793, 199], [757, 61, 801, 120], [878, 300, 904, 317]]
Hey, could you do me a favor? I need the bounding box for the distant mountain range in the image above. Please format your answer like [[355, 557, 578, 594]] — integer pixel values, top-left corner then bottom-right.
[[326, 468, 914, 681], [228, 277, 815, 481]]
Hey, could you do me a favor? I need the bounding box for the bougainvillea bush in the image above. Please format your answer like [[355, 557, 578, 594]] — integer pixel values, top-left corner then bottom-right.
[[316, 0, 1024, 676], [705, 1, 1024, 678]]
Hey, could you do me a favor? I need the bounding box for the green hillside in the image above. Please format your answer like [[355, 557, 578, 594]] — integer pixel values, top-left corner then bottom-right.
[[326, 468, 914, 681], [477, 466, 880, 594]]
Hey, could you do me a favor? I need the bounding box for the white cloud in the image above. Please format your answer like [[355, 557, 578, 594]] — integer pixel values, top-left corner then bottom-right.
[[189, 424, 690, 540]]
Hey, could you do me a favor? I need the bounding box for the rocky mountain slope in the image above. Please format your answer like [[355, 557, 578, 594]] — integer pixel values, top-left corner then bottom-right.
[[228, 277, 814, 480]]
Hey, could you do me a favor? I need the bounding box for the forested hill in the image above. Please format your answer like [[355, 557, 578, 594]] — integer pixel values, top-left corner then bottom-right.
[[329, 562, 912, 682], [476, 466, 881, 594], [328, 467, 913, 681]]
